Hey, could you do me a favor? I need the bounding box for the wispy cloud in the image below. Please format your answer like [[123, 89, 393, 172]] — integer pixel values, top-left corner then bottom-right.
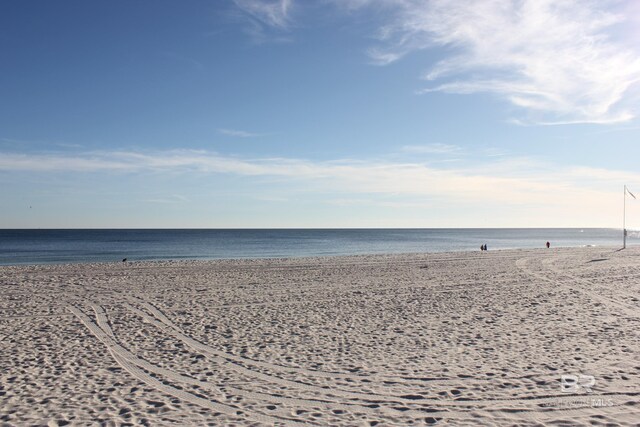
[[401, 143, 461, 154], [55, 142, 84, 149], [348, 0, 640, 124], [218, 128, 263, 138], [234, 0, 292, 28], [144, 194, 190, 204], [233, 0, 294, 42], [0, 149, 635, 215]]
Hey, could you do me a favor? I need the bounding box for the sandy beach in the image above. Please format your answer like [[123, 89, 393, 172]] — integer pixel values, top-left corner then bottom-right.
[[1, 247, 639, 426]]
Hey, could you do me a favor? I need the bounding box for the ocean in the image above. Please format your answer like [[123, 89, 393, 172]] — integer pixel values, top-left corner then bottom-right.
[[0, 228, 633, 265]]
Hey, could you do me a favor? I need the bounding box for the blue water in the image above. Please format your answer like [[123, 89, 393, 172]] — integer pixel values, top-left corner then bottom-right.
[[0, 228, 633, 265]]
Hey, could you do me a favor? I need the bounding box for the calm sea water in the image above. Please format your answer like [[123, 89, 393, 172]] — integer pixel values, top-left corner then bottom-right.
[[0, 228, 633, 265]]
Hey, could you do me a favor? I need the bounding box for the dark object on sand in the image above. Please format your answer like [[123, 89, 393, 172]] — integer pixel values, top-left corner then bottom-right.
[[546, 241, 550, 248], [122, 258, 127, 262]]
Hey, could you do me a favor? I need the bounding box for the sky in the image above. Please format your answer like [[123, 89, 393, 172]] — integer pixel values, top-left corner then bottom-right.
[[2, 0, 640, 228]]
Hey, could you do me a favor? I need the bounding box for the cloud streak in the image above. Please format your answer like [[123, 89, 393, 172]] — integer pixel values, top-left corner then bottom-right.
[[0, 149, 634, 215], [401, 143, 461, 154], [218, 128, 264, 138], [234, 0, 292, 28], [341, 0, 640, 124], [233, 0, 294, 42]]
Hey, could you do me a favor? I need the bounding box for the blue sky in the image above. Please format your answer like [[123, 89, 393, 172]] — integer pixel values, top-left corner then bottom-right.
[[2, 0, 640, 228]]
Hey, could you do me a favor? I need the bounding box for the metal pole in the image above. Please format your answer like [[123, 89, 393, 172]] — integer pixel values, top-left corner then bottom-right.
[[624, 185, 627, 249]]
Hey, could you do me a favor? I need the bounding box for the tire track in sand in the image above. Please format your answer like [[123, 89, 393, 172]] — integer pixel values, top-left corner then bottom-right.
[[540, 256, 640, 319], [130, 297, 565, 387], [90, 302, 457, 420], [123, 298, 638, 415], [516, 257, 639, 320], [68, 305, 309, 426]]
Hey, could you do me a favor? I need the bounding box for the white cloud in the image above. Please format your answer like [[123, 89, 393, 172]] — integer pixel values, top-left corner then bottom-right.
[[234, 0, 292, 28], [144, 195, 190, 204], [401, 143, 460, 154], [233, 0, 294, 42], [345, 0, 640, 124], [218, 128, 263, 138], [0, 149, 635, 216]]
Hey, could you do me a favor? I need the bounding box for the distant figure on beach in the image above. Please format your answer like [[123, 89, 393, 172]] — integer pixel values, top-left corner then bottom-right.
[[483, 244, 487, 251], [546, 241, 550, 249], [480, 244, 484, 251], [122, 258, 127, 262]]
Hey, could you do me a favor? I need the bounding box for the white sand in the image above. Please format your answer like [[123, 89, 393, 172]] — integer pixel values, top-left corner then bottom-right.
[[1, 247, 639, 426]]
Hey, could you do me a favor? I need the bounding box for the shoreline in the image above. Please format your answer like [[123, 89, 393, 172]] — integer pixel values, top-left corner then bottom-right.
[[0, 244, 627, 267], [1, 228, 630, 267]]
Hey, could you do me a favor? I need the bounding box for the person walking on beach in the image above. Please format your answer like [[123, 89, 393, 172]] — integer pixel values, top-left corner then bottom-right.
[[546, 241, 550, 249], [481, 244, 484, 251]]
